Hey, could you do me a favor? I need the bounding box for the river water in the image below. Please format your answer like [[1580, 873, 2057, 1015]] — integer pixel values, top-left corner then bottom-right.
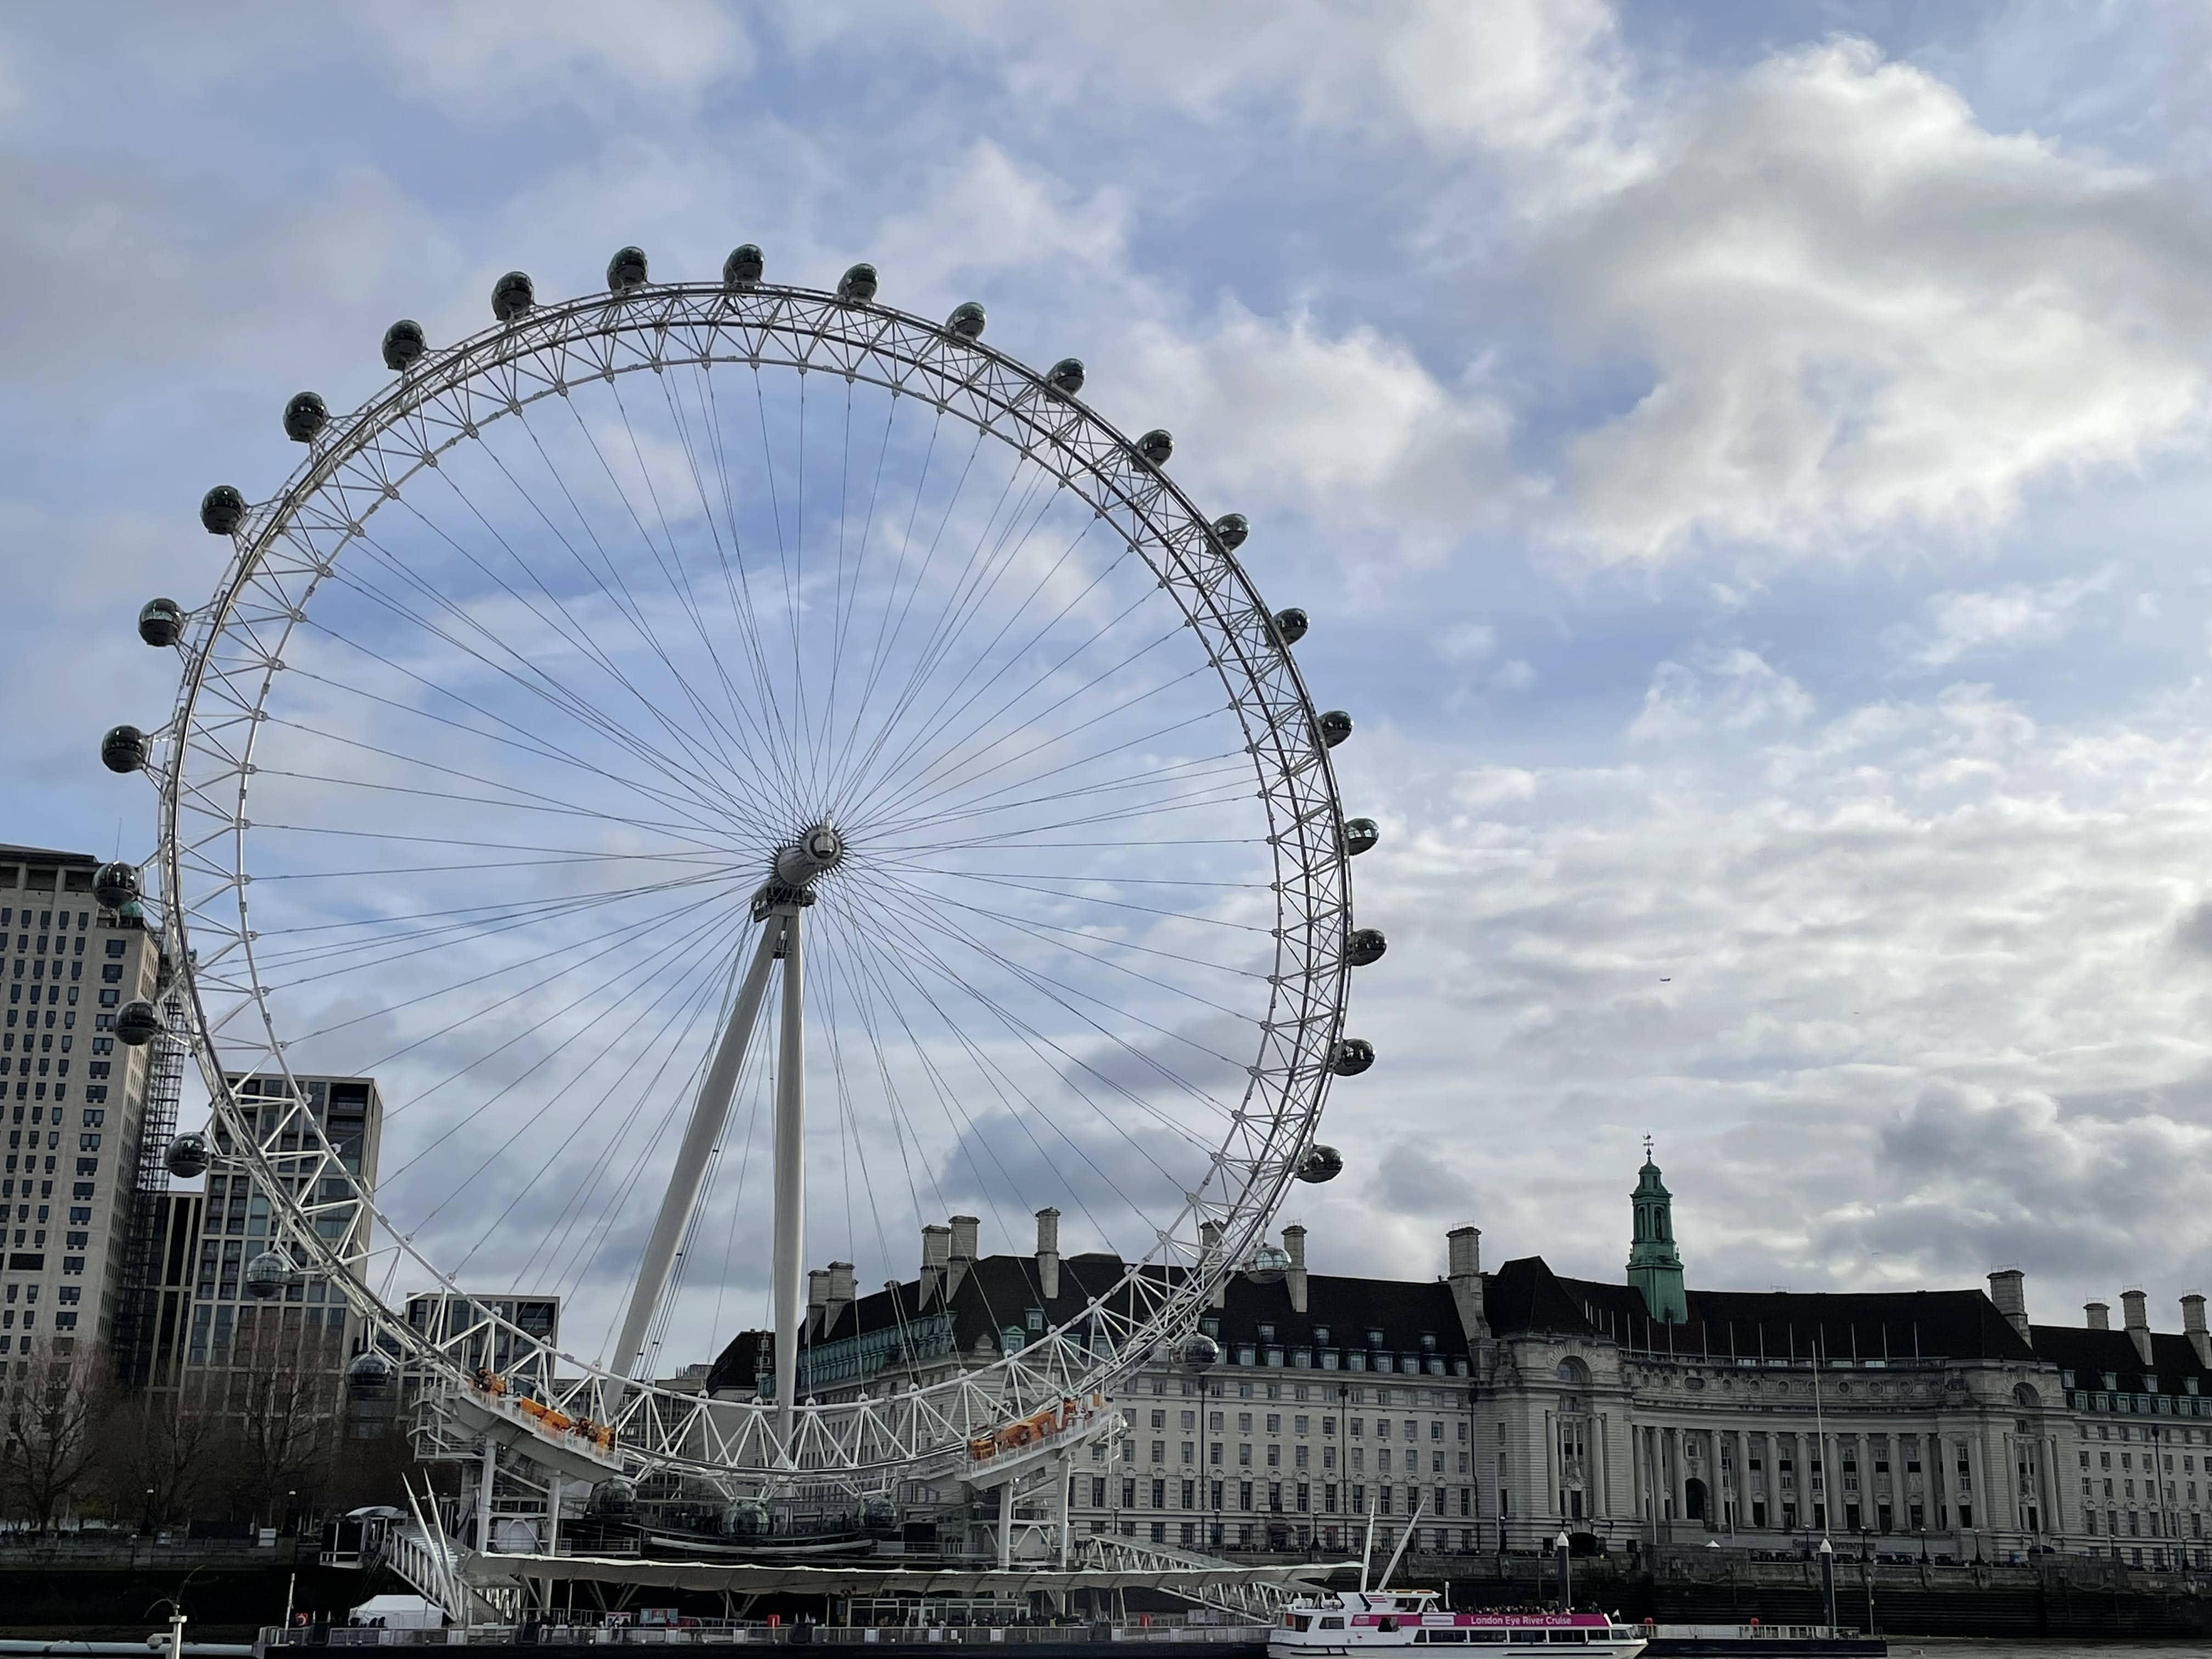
[[1881, 1645, 2212, 1656]]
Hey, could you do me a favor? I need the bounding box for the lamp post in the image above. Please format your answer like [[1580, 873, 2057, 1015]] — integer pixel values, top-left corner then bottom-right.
[[1556, 1528, 1572, 1610], [1182, 1331, 1220, 1552]]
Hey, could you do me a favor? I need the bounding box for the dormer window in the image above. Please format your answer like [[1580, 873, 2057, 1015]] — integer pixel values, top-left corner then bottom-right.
[[1258, 1323, 1276, 1341], [1202, 1317, 1220, 1338], [1420, 1333, 1436, 1351], [1367, 1329, 1385, 1347], [1313, 1325, 1330, 1344], [2104, 1373, 2118, 1390], [1026, 1308, 1045, 1333], [2146, 1375, 2160, 1393]]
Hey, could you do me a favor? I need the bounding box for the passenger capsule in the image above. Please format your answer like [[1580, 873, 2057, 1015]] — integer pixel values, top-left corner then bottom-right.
[[200, 486, 246, 535], [115, 1000, 164, 1046], [590, 1479, 638, 1517], [1047, 358, 1086, 398], [1273, 607, 1308, 646], [283, 391, 328, 443], [1341, 817, 1380, 857], [1212, 513, 1249, 551], [92, 861, 139, 912], [166, 1132, 211, 1181], [244, 1250, 290, 1300], [138, 597, 184, 648], [382, 319, 428, 371], [1318, 709, 1353, 748], [941, 302, 987, 342], [860, 1493, 897, 1529], [723, 244, 765, 287], [347, 1350, 396, 1398], [1135, 429, 1173, 468], [1178, 1331, 1222, 1369], [721, 1498, 770, 1536], [1246, 1244, 1291, 1285], [1331, 1037, 1375, 1077], [606, 245, 649, 292], [1346, 927, 1387, 967], [837, 262, 879, 303], [1295, 1144, 1345, 1184], [100, 725, 149, 775], [491, 270, 535, 322]]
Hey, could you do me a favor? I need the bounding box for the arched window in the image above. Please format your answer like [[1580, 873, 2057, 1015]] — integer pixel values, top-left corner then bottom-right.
[[2014, 1382, 2041, 1409], [1557, 1357, 1592, 1389]]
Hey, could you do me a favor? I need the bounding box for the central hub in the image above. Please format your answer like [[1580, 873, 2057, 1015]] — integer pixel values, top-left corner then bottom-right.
[[772, 821, 845, 888]]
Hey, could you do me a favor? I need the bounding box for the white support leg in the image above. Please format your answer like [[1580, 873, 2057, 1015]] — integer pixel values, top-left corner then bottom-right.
[[611, 919, 783, 1381], [545, 1473, 562, 1559], [477, 1438, 497, 1555], [1059, 1453, 1073, 1572], [999, 1480, 1015, 1570], [773, 905, 805, 1452]]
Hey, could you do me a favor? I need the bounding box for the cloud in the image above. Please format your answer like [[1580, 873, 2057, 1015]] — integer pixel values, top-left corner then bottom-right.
[[1897, 569, 2113, 668], [1541, 40, 2212, 562], [355, 0, 751, 109], [1627, 649, 1813, 744]]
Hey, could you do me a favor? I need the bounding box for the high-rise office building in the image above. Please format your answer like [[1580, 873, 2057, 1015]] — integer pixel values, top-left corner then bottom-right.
[[0, 844, 164, 1367], [178, 1071, 383, 1413]]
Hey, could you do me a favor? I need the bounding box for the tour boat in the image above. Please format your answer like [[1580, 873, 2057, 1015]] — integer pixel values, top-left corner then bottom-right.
[[1271, 1592, 1647, 1659]]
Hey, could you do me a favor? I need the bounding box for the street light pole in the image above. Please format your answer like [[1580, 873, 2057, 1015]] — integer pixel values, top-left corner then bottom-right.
[[1556, 1529, 1572, 1610]]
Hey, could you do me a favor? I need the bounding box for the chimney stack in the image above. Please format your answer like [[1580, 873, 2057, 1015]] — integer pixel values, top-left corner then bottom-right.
[[1284, 1224, 1308, 1315], [1448, 1226, 1488, 1340], [1036, 1207, 1062, 1302], [2123, 1288, 2153, 1364], [1987, 1268, 2031, 1345], [947, 1215, 980, 1297], [921, 1223, 952, 1305], [806, 1267, 830, 1340], [823, 1261, 856, 1335], [2183, 1295, 2210, 1367], [2085, 1300, 2110, 1331], [1200, 1221, 1226, 1309]]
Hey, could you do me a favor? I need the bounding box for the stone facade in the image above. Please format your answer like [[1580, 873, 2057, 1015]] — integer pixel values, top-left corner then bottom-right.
[[710, 1158, 2212, 1570]]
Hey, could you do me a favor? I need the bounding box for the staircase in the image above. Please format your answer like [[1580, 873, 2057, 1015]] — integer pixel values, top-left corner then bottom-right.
[[1075, 1533, 1338, 1618]]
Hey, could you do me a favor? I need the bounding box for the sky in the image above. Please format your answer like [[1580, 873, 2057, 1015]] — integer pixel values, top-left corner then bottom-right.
[[6, 1, 2212, 1364]]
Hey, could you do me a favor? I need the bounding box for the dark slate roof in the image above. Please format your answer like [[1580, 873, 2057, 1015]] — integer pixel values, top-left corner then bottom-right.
[[1487, 1256, 2037, 1364], [2027, 1324, 2212, 1395], [0, 844, 95, 866], [702, 1252, 1472, 1394]]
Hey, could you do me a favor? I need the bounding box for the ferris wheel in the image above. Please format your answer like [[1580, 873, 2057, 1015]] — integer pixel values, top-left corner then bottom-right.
[[100, 245, 1383, 1490]]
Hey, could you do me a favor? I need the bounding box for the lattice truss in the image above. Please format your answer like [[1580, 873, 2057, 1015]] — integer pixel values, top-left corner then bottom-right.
[[128, 273, 1364, 1489]]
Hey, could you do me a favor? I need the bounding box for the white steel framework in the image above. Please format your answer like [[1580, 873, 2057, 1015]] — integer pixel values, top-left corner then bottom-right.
[[131, 266, 1362, 1491]]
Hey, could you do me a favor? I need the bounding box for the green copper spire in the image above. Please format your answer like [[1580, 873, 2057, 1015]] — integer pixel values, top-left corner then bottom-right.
[[1627, 1136, 1688, 1324]]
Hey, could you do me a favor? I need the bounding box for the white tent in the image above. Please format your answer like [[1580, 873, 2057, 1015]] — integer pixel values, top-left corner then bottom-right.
[[348, 1593, 445, 1629]]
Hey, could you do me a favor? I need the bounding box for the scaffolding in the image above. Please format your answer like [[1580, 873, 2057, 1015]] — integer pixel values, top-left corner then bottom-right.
[[113, 971, 188, 1389]]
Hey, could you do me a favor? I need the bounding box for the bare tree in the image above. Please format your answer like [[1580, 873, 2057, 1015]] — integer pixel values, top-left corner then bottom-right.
[[97, 1391, 222, 1531], [0, 1340, 109, 1531], [211, 1317, 342, 1526]]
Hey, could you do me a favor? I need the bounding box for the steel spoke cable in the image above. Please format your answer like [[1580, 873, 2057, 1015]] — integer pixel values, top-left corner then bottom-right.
[[825, 881, 1201, 1220], [856, 691, 1229, 851], [250, 863, 740, 993], [812, 888, 1080, 1302], [289, 616, 740, 843], [324, 538, 761, 838], [864, 752, 1251, 847], [247, 873, 727, 974], [861, 868, 1252, 1099], [817, 381, 899, 808], [390, 910, 734, 1207], [381, 462, 772, 823], [812, 413, 996, 802], [297, 874, 747, 1061], [844, 635, 1200, 833], [823, 448, 1056, 811], [550, 391, 783, 794], [671, 359, 812, 798], [822, 517, 1126, 820], [400, 459, 771, 793], [605, 377, 788, 791]]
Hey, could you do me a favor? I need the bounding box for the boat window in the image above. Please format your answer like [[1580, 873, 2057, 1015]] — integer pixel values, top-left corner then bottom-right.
[[1378, 1618, 1398, 1633], [1413, 1633, 1427, 1644], [1466, 1634, 1508, 1645], [1321, 1619, 1346, 1632], [1429, 1630, 1468, 1644], [1547, 1634, 1587, 1645], [1285, 1616, 1312, 1632]]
